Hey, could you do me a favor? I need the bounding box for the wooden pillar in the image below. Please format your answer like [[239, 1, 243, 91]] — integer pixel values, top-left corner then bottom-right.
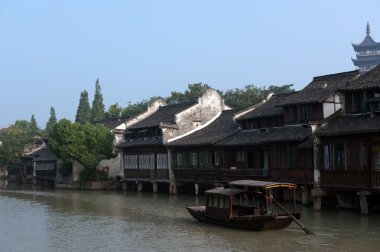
[[301, 186, 310, 205], [169, 182, 177, 194], [194, 183, 199, 196], [167, 148, 177, 195], [137, 182, 143, 192], [357, 191, 371, 215], [311, 188, 325, 211], [122, 181, 127, 191], [153, 182, 158, 193]]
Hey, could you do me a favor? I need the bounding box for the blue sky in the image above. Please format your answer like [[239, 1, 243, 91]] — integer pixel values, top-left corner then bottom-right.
[[1, 0, 379, 128]]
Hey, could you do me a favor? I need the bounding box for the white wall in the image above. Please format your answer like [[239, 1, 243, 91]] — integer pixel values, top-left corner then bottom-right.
[[323, 94, 341, 118]]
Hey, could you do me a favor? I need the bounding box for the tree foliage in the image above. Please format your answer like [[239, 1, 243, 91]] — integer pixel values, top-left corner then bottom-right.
[[222, 84, 294, 108], [121, 100, 149, 118], [91, 79, 105, 121], [45, 106, 57, 133], [105, 103, 123, 119], [48, 119, 115, 180], [75, 90, 91, 124], [0, 120, 35, 166], [29, 115, 39, 136], [166, 83, 213, 104]]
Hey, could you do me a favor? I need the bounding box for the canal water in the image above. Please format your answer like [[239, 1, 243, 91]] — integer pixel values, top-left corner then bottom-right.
[[0, 182, 379, 252]]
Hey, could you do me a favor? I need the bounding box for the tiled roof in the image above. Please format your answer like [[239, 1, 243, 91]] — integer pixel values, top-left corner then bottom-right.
[[118, 137, 163, 148], [166, 109, 240, 146], [297, 136, 314, 149], [128, 101, 197, 129], [340, 65, 380, 91], [93, 117, 129, 130], [352, 36, 380, 50], [24, 147, 58, 161], [216, 125, 311, 146], [281, 70, 359, 105], [237, 92, 296, 120], [315, 113, 380, 136]]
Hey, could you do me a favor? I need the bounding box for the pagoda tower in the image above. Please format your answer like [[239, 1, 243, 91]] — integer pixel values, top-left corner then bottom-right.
[[352, 23, 380, 72]]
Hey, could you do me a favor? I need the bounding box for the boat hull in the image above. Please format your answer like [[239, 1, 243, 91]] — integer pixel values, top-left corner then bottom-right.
[[186, 206, 299, 231]]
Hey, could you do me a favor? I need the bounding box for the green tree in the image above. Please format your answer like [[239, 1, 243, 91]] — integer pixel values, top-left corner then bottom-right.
[[91, 79, 105, 121], [29, 115, 39, 136], [75, 90, 91, 124], [48, 119, 115, 181], [166, 83, 213, 104], [121, 100, 149, 117], [0, 121, 34, 166], [104, 103, 123, 119], [45, 106, 57, 133], [222, 84, 294, 108]]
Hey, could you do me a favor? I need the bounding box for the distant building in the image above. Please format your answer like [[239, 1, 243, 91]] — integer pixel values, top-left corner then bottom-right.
[[352, 23, 380, 72]]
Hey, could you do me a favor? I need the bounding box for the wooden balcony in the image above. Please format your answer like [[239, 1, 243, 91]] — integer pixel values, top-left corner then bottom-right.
[[320, 170, 370, 189], [124, 168, 169, 181], [172, 167, 218, 183], [270, 169, 313, 185], [219, 168, 268, 183], [35, 170, 56, 181], [371, 171, 380, 189]]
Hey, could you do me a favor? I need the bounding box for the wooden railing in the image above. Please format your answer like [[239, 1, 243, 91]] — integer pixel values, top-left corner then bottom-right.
[[271, 169, 313, 185], [371, 171, 380, 189], [35, 170, 56, 181], [172, 168, 218, 183], [320, 170, 370, 189], [124, 168, 169, 181], [219, 168, 268, 183]]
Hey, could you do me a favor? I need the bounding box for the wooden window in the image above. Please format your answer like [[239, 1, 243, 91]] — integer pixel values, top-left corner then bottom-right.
[[334, 143, 345, 170], [176, 153, 183, 166], [213, 195, 218, 208], [306, 104, 313, 120], [323, 144, 332, 170], [297, 105, 305, 122], [345, 93, 353, 113], [191, 152, 198, 166], [35, 161, 56, 171], [289, 106, 296, 122], [205, 151, 212, 166], [290, 146, 298, 169], [280, 146, 289, 169], [157, 154, 168, 169], [125, 155, 138, 169], [372, 145, 380, 171], [214, 152, 220, 166], [199, 151, 205, 166], [237, 151, 245, 162]]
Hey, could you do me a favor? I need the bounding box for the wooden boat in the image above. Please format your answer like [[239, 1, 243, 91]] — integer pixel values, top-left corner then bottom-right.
[[186, 180, 301, 231]]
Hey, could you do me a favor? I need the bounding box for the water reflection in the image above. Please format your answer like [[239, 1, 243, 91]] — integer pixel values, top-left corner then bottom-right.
[[0, 185, 379, 252]]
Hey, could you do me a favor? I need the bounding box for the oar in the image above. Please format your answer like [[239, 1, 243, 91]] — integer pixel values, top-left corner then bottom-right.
[[269, 196, 314, 235]]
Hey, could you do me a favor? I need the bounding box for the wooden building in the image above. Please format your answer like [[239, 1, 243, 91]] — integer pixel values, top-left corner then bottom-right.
[[217, 92, 312, 187], [314, 65, 380, 214], [23, 145, 58, 185], [166, 109, 240, 194], [118, 89, 228, 193]]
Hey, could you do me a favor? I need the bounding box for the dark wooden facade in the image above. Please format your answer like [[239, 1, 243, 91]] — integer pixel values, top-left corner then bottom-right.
[[23, 146, 58, 184], [170, 147, 219, 184], [283, 103, 323, 124], [318, 127, 380, 190], [315, 65, 380, 193], [123, 146, 169, 182]]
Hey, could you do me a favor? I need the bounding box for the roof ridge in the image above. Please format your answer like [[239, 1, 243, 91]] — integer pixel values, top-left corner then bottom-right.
[[312, 70, 358, 81]]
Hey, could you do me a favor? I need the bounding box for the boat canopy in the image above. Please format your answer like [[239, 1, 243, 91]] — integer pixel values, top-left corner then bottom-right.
[[229, 180, 297, 190], [205, 188, 245, 196]]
